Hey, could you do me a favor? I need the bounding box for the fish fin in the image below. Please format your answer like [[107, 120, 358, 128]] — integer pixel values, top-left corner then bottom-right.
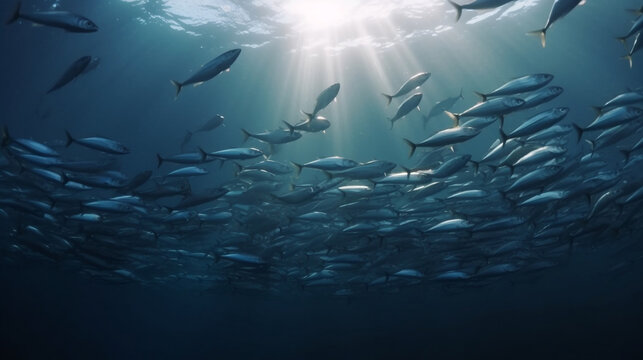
[[447, 0, 462, 22], [282, 120, 295, 135], [506, 164, 515, 176], [6, 2, 20, 25], [626, 7, 643, 16], [458, 88, 464, 99], [527, 29, 547, 48], [64, 130, 74, 147], [301, 110, 313, 121], [619, 149, 632, 163], [193, 82, 204, 87], [170, 80, 182, 98], [585, 139, 595, 157], [322, 171, 333, 180], [400, 166, 411, 179], [389, 118, 395, 129], [469, 160, 479, 176], [499, 128, 508, 146], [156, 154, 163, 168], [198, 147, 208, 162], [590, 106, 603, 116], [291, 162, 303, 176], [1, 125, 10, 147], [402, 138, 417, 158], [621, 55, 633, 69], [382, 93, 393, 106], [232, 162, 242, 176], [616, 37, 627, 48], [444, 111, 459, 127], [240, 128, 251, 143], [499, 115, 504, 130], [571, 122, 584, 143], [474, 91, 487, 102]]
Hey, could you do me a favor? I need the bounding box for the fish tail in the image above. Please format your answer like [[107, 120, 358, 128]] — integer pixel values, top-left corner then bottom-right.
[[6, 1, 20, 25], [197, 147, 208, 162], [389, 117, 395, 129], [232, 162, 242, 177], [621, 55, 633, 69], [156, 154, 163, 168], [282, 120, 295, 135], [527, 29, 547, 48], [382, 93, 393, 106], [400, 165, 411, 179], [64, 130, 74, 147], [469, 160, 479, 176], [474, 91, 487, 102], [402, 138, 417, 158], [444, 111, 459, 127], [447, 0, 462, 22], [571, 122, 584, 143], [1, 125, 10, 147], [498, 115, 504, 130], [291, 162, 303, 176], [241, 128, 251, 143], [170, 80, 182, 98], [499, 128, 508, 146]]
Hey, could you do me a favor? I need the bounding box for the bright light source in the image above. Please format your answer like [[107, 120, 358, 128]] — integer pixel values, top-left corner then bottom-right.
[[282, 0, 367, 32]]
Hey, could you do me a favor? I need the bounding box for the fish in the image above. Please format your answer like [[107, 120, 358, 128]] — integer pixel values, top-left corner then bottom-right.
[[47, 56, 93, 94], [423, 89, 464, 129], [283, 116, 330, 134], [623, 32, 643, 68], [170, 49, 241, 97], [291, 156, 358, 176], [389, 93, 422, 128], [521, 86, 564, 110], [460, 116, 500, 130], [583, 106, 643, 132], [475, 74, 554, 102], [616, 13, 643, 44], [513, 146, 566, 167], [594, 91, 643, 113], [241, 128, 302, 144], [181, 115, 225, 150], [500, 107, 569, 143], [330, 160, 397, 180], [166, 166, 208, 178], [6, 2, 98, 32], [157, 149, 209, 168], [208, 147, 263, 160], [528, 0, 584, 47], [65, 131, 129, 155], [2, 126, 59, 157], [506, 165, 564, 192], [302, 83, 340, 121], [403, 127, 481, 157], [444, 96, 524, 128], [382, 72, 431, 106], [447, 0, 517, 22]]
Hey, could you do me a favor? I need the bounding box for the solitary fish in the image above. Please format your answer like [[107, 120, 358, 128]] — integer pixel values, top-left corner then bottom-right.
[[447, 0, 517, 22], [302, 83, 340, 121], [389, 93, 422, 129], [65, 131, 129, 155], [170, 49, 241, 97], [382, 72, 431, 106], [528, 0, 585, 47], [423, 89, 463, 129], [181, 115, 225, 150], [47, 55, 93, 94], [475, 74, 553, 102], [6, 2, 98, 32]]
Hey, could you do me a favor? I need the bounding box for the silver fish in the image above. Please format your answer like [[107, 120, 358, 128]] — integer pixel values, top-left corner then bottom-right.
[[48, 56, 93, 94], [528, 0, 584, 47], [6, 2, 98, 32], [403, 127, 481, 157], [447, 0, 516, 22], [302, 83, 340, 121], [65, 131, 129, 155], [382, 72, 431, 106], [389, 93, 422, 128], [170, 49, 241, 97], [475, 74, 553, 102]]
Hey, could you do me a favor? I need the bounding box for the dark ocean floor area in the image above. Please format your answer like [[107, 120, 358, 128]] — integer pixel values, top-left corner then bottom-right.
[[2, 250, 642, 360]]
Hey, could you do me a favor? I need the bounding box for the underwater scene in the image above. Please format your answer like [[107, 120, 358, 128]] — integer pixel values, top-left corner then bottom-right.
[[2, 0, 643, 358]]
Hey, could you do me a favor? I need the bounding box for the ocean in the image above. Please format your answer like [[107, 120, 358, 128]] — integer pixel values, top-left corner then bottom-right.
[[1, 0, 643, 358]]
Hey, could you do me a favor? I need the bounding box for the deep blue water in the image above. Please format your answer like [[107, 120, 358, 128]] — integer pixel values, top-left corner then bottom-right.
[[2, 0, 643, 358]]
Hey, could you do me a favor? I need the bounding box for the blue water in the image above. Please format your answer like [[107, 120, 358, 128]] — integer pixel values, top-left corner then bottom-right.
[[2, 0, 643, 358]]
